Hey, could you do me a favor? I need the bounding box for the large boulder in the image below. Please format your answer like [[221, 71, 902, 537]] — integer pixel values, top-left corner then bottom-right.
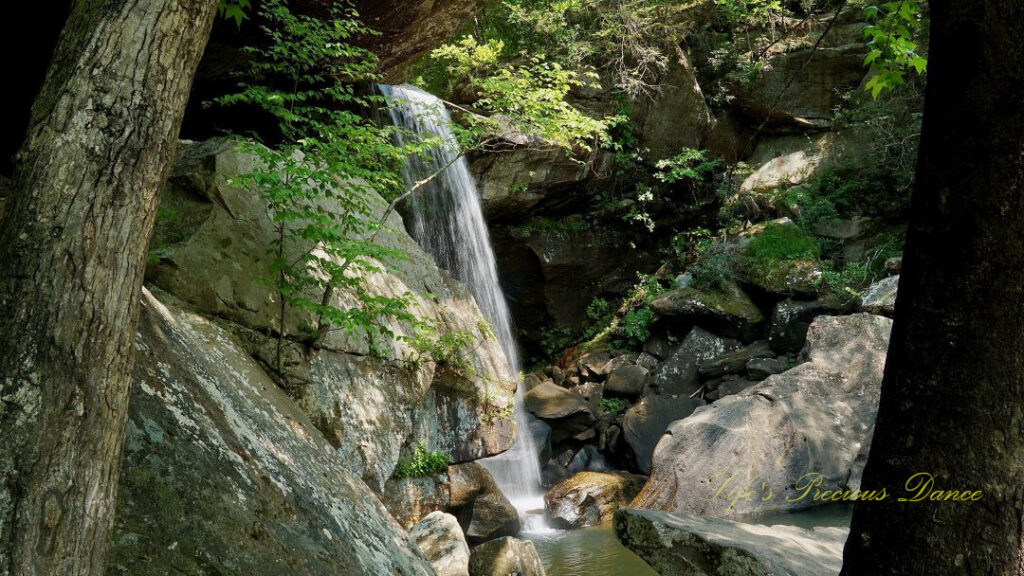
[[605, 364, 649, 397], [649, 282, 766, 341], [382, 473, 452, 529], [615, 509, 847, 576], [469, 537, 547, 576], [525, 381, 597, 443], [108, 289, 433, 576], [544, 472, 647, 529], [633, 314, 892, 518], [448, 463, 521, 544], [147, 140, 515, 490], [624, 394, 704, 475], [648, 327, 741, 397], [410, 512, 471, 576]]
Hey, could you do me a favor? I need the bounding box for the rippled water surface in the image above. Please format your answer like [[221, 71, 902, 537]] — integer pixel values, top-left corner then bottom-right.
[[526, 526, 658, 576]]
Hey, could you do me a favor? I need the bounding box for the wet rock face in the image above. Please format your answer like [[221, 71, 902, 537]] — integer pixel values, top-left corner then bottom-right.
[[544, 472, 647, 529], [147, 140, 515, 490], [615, 508, 847, 576], [633, 314, 892, 518], [109, 289, 433, 576]]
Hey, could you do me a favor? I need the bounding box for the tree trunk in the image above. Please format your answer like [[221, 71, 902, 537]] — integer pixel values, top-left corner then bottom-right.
[[0, 1, 218, 575], [841, 2, 1024, 575]]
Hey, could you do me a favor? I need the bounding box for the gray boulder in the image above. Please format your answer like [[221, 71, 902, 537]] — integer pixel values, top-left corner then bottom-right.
[[545, 472, 646, 529], [859, 275, 900, 316], [525, 381, 597, 443], [448, 463, 521, 544], [615, 509, 847, 576], [698, 340, 774, 378], [605, 364, 649, 397], [410, 512, 471, 576], [633, 314, 892, 518], [108, 289, 433, 576], [624, 394, 704, 474], [747, 357, 791, 380], [649, 328, 741, 397], [468, 537, 546, 576]]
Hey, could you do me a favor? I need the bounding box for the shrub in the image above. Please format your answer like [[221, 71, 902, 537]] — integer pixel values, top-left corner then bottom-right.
[[393, 444, 450, 479], [600, 397, 628, 414]]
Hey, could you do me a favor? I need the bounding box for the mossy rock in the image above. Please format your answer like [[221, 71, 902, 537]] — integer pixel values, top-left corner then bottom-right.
[[649, 281, 766, 341]]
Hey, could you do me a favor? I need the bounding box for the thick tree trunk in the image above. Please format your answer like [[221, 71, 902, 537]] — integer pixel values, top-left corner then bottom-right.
[[841, 2, 1024, 575], [0, 1, 218, 575]]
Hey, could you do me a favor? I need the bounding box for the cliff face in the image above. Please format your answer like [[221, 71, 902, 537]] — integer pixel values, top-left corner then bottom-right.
[[109, 140, 519, 573]]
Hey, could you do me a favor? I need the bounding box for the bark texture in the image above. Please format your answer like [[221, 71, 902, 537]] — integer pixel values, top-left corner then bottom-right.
[[0, 1, 218, 575], [840, 2, 1024, 575]]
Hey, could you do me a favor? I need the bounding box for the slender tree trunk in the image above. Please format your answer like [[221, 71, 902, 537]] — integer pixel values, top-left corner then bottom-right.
[[0, 1, 218, 575], [841, 2, 1024, 575]]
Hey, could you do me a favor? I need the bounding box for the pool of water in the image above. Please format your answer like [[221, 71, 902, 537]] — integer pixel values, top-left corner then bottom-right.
[[523, 505, 853, 576], [525, 526, 658, 576]]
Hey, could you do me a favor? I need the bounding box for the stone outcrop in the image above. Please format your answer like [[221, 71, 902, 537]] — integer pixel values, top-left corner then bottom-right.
[[147, 139, 515, 490], [544, 472, 647, 529], [469, 537, 547, 576], [615, 509, 847, 576], [633, 314, 892, 518], [638, 48, 714, 161], [648, 328, 741, 397], [108, 289, 433, 576], [410, 512, 471, 576]]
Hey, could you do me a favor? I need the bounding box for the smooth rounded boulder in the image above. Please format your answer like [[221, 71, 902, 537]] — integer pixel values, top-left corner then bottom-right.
[[544, 471, 646, 529], [410, 512, 471, 576], [468, 537, 547, 576]]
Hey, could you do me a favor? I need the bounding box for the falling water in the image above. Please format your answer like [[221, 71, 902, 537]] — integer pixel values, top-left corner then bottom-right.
[[380, 84, 548, 531]]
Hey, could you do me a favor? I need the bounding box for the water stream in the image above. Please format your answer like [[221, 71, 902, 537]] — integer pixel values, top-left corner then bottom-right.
[[380, 84, 548, 531]]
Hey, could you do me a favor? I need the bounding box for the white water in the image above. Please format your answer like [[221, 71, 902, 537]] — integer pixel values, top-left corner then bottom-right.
[[380, 84, 548, 532]]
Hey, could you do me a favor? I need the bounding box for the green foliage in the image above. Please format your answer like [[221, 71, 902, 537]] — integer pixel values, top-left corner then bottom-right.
[[617, 307, 656, 349], [862, 1, 927, 97], [214, 0, 433, 370], [428, 36, 609, 150], [393, 444, 451, 479], [816, 260, 873, 306], [742, 223, 820, 273], [600, 397, 628, 414], [655, 149, 722, 186], [610, 274, 667, 350], [409, 322, 493, 376], [217, 0, 251, 27], [714, 0, 783, 27], [538, 324, 576, 361], [690, 239, 737, 291]]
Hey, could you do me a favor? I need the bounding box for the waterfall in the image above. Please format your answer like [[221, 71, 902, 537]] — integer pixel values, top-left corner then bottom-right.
[[380, 84, 548, 531]]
